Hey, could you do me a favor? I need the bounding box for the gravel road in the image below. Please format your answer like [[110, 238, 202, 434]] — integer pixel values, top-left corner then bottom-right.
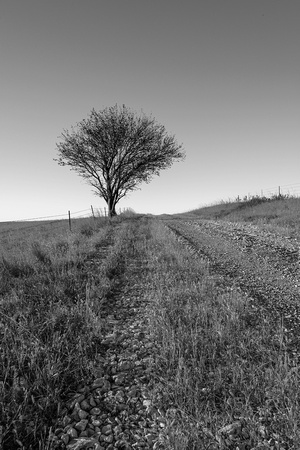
[[165, 218, 300, 358]]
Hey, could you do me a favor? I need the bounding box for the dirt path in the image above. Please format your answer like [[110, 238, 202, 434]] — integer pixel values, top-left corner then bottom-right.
[[164, 218, 300, 357], [52, 223, 164, 450]]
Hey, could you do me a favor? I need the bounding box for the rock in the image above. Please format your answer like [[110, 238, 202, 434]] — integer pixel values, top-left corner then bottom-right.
[[113, 424, 123, 436], [67, 427, 78, 439], [128, 387, 139, 397], [118, 361, 132, 371], [103, 434, 114, 443], [92, 419, 101, 427], [62, 416, 72, 427], [70, 409, 80, 422], [80, 399, 91, 411], [90, 407, 101, 416], [113, 373, 126, 385], [115, 390, 125, 403], [54, 427, 64, 436], [86, 428, 96, 437], [67, 437, 102, 449], [116, 403, 127, 412], [78, 409, 89, 420], [115, 440, 131, 449], [93, 367, 104, 378], [93, 388, 103, 398], [142, 399, 151, 409], [89, 396, 97, 407], [92, 378, 105, 389], [74, 419, 88, 432], [69, 395, 85, 409], [93, 379, 111, 393], [102, 424, 112, 435], [79, 431, 88, 437], [61, 433, 70, 445], [78, 386, 90, 395]]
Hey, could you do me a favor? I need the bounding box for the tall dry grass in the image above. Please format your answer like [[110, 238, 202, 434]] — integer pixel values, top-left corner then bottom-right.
[[189, 196, 300, 232], [0, 216, 134, 449]]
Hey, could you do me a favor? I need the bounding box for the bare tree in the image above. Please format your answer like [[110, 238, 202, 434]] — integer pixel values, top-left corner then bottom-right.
[[55, 105, 185, 217]]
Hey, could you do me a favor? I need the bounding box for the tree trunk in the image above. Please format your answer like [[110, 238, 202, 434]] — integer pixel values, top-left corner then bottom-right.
[[107, 196, 117, 217]]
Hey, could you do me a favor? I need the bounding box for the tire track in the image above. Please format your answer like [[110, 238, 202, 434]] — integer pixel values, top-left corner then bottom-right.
[[164, 219, 300, 359]]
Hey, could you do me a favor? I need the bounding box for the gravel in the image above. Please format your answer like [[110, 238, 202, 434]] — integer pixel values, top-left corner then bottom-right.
[[50, 262, 167, 450], [166, 218, 300, 357]]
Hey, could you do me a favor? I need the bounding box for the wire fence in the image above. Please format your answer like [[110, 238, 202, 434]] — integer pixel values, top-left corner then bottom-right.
[[237, 182, 300, 202], [0, 206, 130, 238], [14, 207, 105, 223]]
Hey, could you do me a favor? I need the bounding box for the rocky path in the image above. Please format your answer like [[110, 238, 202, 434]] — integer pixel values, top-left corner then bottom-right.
[[51, 246, 164, 450], [165, 218, 300, 357]]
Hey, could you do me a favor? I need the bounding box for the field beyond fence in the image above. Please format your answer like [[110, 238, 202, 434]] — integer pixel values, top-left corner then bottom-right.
[[0, 206, 132, 257]]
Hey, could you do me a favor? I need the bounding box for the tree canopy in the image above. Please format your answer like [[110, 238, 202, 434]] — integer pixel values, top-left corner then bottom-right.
[[55, 105, 185, 216]]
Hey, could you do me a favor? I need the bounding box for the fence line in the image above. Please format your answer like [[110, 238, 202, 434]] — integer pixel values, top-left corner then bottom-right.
[[237, 182, 300, 202], [15, 209, 91, 223], [3, 207, 131, 223], [0, 206, 130, 236]]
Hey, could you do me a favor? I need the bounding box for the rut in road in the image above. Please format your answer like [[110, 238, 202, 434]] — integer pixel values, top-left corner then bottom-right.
[[164, 218, 300, 358]]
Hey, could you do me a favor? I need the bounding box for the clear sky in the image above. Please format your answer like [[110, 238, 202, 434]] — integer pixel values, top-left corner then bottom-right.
[[1, 0, 299, 221]]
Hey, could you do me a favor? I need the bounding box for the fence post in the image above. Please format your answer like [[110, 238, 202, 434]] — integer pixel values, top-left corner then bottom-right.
[[68, 210, 71, 231], [104, 207, 107, 217], [91, 205, 95, 220], [278, 186, 281, 196]]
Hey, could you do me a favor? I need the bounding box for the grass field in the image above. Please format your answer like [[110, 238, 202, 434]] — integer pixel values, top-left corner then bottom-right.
[[0, 216, 128, 448], [187, 195, 300, 231], [1, 198, 300, 449]]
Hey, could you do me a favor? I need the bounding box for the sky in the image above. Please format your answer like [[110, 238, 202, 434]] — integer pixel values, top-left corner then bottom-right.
[[1, 0, 300, 221]]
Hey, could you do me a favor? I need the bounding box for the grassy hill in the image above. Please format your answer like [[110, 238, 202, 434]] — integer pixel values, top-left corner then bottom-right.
[[185, 195, 300, 230]]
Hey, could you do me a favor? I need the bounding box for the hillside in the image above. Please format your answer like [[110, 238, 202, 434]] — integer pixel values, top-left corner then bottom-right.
[[185, 196, 300, 231]]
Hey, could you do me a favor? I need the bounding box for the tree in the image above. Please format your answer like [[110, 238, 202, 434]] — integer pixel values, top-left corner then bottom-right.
[[55, 105, 185, 217]]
